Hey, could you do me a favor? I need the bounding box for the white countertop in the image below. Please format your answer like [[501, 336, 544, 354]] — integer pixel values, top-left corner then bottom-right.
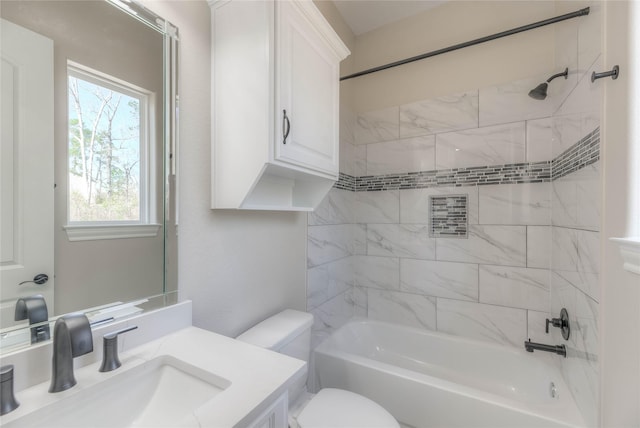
[[1, 326, 306, 427]]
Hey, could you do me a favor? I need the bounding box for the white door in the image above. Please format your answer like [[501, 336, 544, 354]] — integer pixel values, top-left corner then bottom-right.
[[0, 19, 54, 328], [275, 1, 339, 177]]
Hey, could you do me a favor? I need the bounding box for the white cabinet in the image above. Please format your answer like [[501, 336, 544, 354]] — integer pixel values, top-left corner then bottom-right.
[[210, 0, 350, 211], [246, 392, 288, 428]]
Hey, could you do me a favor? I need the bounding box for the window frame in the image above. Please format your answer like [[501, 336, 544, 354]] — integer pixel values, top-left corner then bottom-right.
[[64, 61, 159, 241]]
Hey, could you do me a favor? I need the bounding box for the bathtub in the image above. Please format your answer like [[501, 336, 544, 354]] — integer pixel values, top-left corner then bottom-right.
[[313, 319, 585, 428]]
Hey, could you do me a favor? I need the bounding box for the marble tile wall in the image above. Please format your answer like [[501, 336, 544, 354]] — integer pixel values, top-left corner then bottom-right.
[[307, 10, 601, 427], [306, 4, 601, 426], [311, 81, 601, 352], [550, 3, 603, 423]]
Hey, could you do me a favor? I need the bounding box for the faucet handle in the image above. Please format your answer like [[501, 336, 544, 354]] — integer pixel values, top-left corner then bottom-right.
[[545, 308, 570, 340], [99, 326, 138, 373], [0, 365, 20, 415]]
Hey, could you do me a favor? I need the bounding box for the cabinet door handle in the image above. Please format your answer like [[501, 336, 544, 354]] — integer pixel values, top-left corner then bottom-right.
[[282, 109, 290, 144]]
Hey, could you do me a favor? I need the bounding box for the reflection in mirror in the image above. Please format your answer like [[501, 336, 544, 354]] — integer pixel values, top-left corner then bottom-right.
[[0, 0, 178, 353]]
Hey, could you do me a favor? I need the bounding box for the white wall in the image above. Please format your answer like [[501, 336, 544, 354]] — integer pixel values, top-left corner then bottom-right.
[[600, 1, 640, 426], [145, 1, 307, 338]]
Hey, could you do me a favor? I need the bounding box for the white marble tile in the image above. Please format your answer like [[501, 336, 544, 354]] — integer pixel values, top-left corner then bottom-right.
[[352, 143, 367, 177], [367, 224, 435, 259], [551, 226, 579, 272], [527, 310, 553, 345], [400, 186, 479, 225], [310, 291, 360, 337], [399, 90, 478, 138], [556, 282, 599, 428], [354, 190, 399, 224], [552, 178, 578, 228], [354, 106, 399, 144], [577, 230, 600, 275], [479, 183, 551, 225], [552, 269, 599, 305], [526, 117, 554, 163], [309, 189, 354, 226], [307, 224, 357, 268], [479, 76, 555, 127], [350, 286, 368, 318], [436, 298, 527, 347], [307, 257, 354, 310], [436, 225, 527, 267], [554, 58, 603, 144], [353, 224, 367, 256], [551, 113, 582, 158], [366, 135, 435, 175], [400, 259, 478, 302], [575, 162, 601, 231], [479, 265, 550, 312], [527, 226, 552, 269], [435, 122, 526, 169], [353, 255, 399, 290], [367, 289, 436, 331], [552, 163, 601, 231]]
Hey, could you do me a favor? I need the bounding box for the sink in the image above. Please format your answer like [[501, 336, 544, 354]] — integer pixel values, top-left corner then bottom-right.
[[4, 356, 231, 427]]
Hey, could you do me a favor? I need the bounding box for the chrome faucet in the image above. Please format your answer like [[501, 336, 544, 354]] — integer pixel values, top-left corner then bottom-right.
[[49, 313, 93, 393]]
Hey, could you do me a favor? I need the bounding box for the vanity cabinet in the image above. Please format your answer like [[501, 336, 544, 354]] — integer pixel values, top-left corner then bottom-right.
[[210, 0, 350, 211], [247, 392, 288, 428]]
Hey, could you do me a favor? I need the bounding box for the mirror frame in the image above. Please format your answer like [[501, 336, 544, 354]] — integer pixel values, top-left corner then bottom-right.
[[0, 0, 179, 353]]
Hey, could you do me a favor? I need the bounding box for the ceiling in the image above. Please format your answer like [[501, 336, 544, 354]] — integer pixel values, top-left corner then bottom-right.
[[333, 0, 446, 36]]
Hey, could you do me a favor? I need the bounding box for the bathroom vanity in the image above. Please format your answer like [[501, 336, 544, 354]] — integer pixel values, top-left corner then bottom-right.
[[0, 302, 305, 428]]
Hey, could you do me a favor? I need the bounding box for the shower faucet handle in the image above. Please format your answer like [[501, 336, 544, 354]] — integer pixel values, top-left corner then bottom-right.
[[545, 308, 570, 340]]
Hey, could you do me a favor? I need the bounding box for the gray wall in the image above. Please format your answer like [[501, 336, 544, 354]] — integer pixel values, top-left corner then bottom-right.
[[145, 1, 307, 338]]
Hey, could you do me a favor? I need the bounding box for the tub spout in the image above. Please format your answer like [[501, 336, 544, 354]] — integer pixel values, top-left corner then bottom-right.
[[524, 339, 566, 357]]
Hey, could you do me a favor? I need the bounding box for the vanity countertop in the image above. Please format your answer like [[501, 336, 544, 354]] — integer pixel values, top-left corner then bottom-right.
[[0, 326, 306, 427]]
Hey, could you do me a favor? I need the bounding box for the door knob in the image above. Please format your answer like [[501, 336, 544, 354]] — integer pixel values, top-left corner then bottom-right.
[[19, 274, 49, 286]]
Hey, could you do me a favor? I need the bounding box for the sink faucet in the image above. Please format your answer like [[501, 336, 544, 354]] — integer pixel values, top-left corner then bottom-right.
[[15, 295, 50, 344], [49, 313, 93, 393]]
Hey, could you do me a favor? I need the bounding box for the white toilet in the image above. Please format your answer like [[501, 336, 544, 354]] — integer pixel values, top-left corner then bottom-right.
[[236, 309, 399, 428]]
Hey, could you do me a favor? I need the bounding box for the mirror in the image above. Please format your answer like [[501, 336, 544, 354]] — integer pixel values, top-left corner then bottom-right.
[[0, 0, 178, 352]]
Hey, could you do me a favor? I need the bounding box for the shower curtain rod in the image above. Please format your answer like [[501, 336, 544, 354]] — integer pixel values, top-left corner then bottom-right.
[[339, 7, 590, 81]]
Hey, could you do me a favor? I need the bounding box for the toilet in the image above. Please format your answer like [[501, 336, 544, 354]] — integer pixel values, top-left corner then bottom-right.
[[236, 309, 399, 428]]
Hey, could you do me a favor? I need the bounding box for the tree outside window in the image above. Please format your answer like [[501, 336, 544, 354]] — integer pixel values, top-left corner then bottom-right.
[[67, 65, 150, 224]]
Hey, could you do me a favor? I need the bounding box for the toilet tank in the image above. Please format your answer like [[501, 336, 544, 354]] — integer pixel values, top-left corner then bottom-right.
[[236, 309, 314, 363], [236, 310, 314, 405]]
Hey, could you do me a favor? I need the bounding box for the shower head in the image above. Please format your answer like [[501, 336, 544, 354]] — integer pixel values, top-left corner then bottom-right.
[[528, 82, 549, 100], [528, 68, 568, 100]]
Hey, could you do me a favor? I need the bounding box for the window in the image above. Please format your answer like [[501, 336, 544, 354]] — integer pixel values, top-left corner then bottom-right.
[[65, 63, 159, 240]]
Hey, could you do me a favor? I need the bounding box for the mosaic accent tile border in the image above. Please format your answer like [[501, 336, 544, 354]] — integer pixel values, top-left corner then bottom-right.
[[333, 127, 600, 192], [430, 195, 468, 238], [551, 128, 600, 180]]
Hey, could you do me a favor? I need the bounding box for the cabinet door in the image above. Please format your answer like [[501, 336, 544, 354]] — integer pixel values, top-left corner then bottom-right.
[[275, 1, 339, 177]]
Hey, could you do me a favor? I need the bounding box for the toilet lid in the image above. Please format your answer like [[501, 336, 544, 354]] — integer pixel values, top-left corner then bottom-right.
[[297, 388, 399, 428]]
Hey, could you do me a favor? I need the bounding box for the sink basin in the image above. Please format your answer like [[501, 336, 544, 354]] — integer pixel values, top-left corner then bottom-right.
[[5, 356, 231, 427]]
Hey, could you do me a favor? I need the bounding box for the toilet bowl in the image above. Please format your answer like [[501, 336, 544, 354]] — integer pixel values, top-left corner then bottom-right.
[[236, 309, 399, 428]]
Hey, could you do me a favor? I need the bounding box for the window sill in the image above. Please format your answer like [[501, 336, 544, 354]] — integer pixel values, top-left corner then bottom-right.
[[64, 224, 161, 242], [610, 237, 640, 276]]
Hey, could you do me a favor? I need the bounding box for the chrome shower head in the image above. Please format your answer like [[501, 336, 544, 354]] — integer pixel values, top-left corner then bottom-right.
[[528, 68, 568, 100]]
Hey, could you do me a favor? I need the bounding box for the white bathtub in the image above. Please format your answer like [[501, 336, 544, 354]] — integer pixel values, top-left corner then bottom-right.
[[313, 319, 585, 428]]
